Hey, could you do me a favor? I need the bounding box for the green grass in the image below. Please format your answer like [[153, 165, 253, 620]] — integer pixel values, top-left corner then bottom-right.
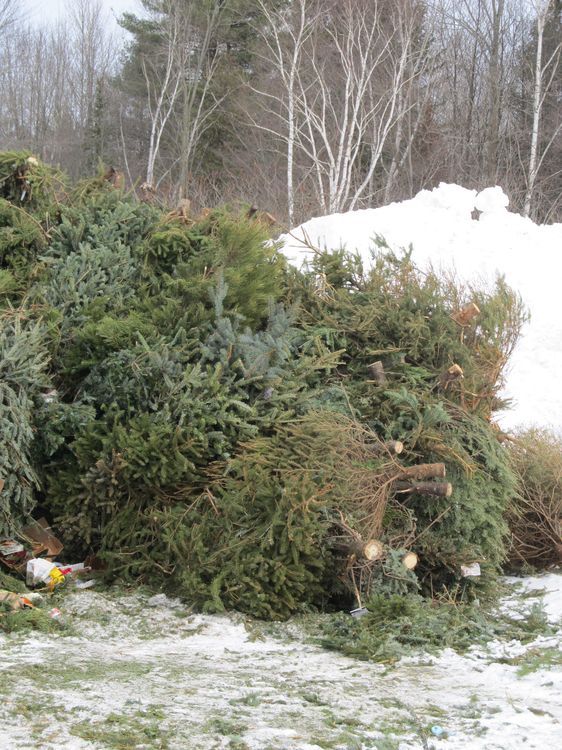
[[497, 646, 562, 676], [230, 692, 263, 707], [71, 712, 170, 749]]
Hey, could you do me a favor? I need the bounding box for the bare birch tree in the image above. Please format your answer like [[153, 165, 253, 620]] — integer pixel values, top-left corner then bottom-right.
[[523, 0, 561, 217], [0, 21, 74, 161], [252, 0, 316, 227], [175, 1, 230, 199], [141, 2, 185, 188], [250, 0, 431, 225], [382, 3, 438, 203], [137, 0, 230, 193]]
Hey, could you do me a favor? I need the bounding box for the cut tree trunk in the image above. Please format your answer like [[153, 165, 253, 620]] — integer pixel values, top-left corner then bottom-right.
[[398, 463, 446, 480], [385, 440, 404, 455], [367, 361, 387, 384], [349, 539, 384, 562], [368, 440, 404, 455], [402, 552, 418, 570], [440, 363, 464, 389], [395, 481, 453, 498]]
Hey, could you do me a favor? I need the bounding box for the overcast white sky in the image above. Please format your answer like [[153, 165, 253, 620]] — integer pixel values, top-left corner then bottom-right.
[[22, 0, 141, 27]]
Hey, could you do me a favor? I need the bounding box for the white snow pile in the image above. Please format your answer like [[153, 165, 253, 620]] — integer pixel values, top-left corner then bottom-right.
[[279, 184, 562, 433]]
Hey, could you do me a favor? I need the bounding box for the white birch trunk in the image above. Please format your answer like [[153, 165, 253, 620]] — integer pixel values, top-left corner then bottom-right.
[[523, 4, 547, 218]]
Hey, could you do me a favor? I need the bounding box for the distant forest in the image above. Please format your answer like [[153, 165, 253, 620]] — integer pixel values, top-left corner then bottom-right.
[[0, 0, 560, 225]]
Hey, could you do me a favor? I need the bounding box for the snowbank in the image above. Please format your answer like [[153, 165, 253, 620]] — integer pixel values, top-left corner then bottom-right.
[[279, 184, 562, 432]]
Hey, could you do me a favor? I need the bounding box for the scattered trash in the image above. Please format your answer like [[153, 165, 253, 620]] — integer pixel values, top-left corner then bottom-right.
[[350, 607, 368, 618], [48, 567, 65, 587], [55, 562, 89, 576], [21, 518, 63, 559], [0, 539, 24, 556], [0, 538, 28, 573], [26, 558, 55, 586], [26, 557, 91, 588], [1, 519, 65, 578], [48, 607, 63, 621], [0, 589, 35, 611], [26, 558, 64, 588], [460, 562, 481, 578], [431, 725, 445, 737]]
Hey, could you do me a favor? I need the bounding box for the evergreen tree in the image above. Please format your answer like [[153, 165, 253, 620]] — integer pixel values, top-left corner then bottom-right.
[[83, 79, 107, 174]]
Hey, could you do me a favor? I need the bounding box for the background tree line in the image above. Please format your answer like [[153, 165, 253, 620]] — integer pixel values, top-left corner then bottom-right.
[[0, 0, 560, 225]]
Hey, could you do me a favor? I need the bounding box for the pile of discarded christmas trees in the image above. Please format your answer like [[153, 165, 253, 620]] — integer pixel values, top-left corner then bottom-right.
[[1, 152, 559, 620]]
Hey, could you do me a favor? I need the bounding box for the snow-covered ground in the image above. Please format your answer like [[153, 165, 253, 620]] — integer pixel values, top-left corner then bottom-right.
[[1, 574, 561, 750], [279, 185, 562, 434]]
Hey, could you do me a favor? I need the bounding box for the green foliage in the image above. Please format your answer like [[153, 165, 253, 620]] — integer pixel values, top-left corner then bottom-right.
[[0, 570, 27, 593], [0, 317, 51, 536], [158, 419, 345, 620], [142, 212, 287, 333], [0, 269, 18, 297], [48, 305, 338, 579], [315, 592, 552, 663], [409, 407, 516, 593], [290, 249, 523, 598], [295, 248, 526, 421], [0, 151, 66, 213], [0, 198, 47, 299]]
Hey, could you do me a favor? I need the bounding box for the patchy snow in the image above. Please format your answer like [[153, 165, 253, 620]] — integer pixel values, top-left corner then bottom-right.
[[279, 184, 562, 434], [503, 572, 562, 623], [1, 574, 561, 750]]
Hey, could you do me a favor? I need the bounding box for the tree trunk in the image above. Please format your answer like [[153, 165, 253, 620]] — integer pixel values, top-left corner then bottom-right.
[[486, 0, 505, 184], [349, 539, 384, 562], [523, 7, 547, 218], [395, 481, 453, 498], [398, 463, 446, 481], [402, 551, 418, 569], [367, 361, 387, 384], [440, 363, 464, 389]]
